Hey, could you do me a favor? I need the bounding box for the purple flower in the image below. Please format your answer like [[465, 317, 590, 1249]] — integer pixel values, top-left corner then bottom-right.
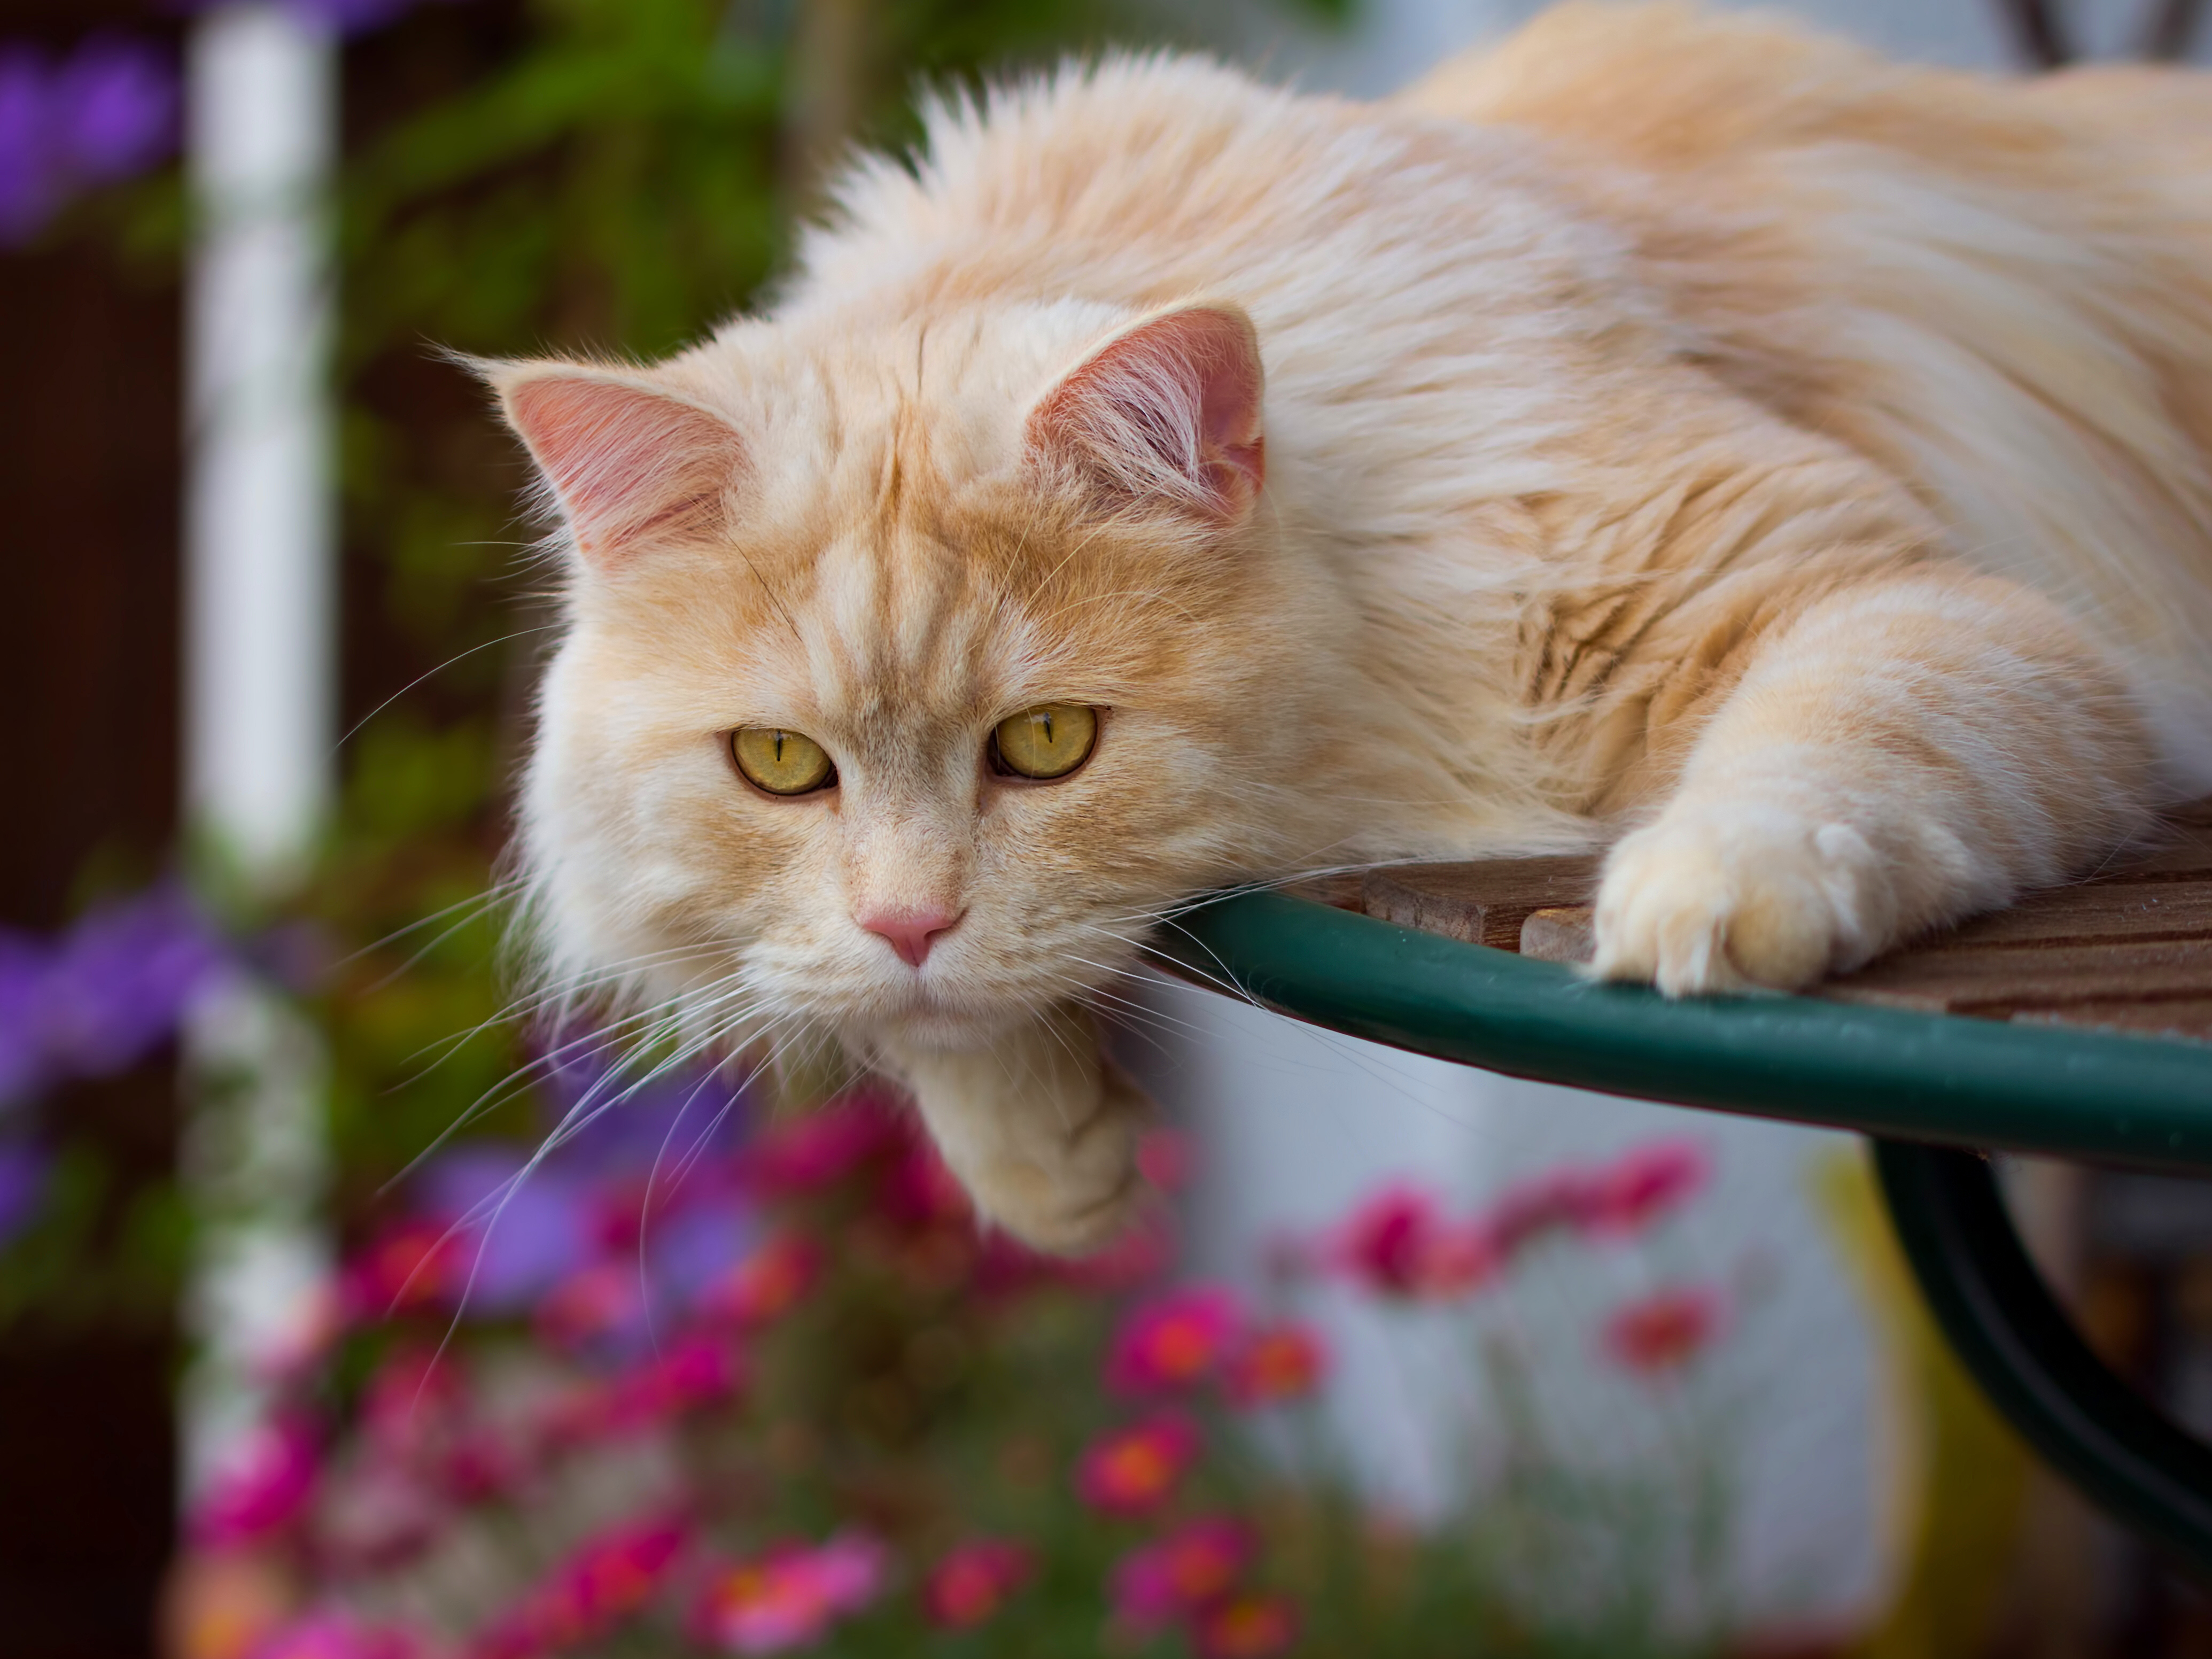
[[50, 38, 175, 182], [0, 934, 51, 1106], [40, 885, 227, 1079], [0, 1142, 50, 1249], [416, 1144, 593, 1316], [0, 50, 56, 244]]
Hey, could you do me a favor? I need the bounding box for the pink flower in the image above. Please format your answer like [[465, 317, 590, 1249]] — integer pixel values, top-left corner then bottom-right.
[[1192, 1591, 1300, 1658], [1482, 1166, 1602, 1258], [189, 1413, 319, 1548], [741, 1094, 904, 1195], [550, 1334, 747, 1445], [873, 1142, 972, 1230], [345, 1219, 461, 1320], [472, 1517, 687, 1658], [697, 1233, 820, 1329], [1222, 1323, 1326, 1409], [1330, 1185, 1496, 1298], [1106, 1285, 1243, 1394], [359, 1343, 464, 1459], [1602, 1286, 1726, 1376], [922, 1539, 1033, 1629], [1581, 1140, 1710, 1238], [249, 1614, 426, 1659], [694, 1532, 886, 1654], [1111, 1517, 1258, 1630], [1075, 1413, 1203, 1517], [1136, 1128, 1197, 1193], [533, 1262, 646, 1354]]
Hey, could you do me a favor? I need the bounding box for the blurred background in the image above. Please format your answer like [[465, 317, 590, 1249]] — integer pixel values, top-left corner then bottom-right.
[[4, 2, 2212, 1657]]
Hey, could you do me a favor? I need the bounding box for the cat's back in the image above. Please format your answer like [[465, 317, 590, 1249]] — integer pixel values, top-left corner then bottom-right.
[[1404, 2, 2212, 765]]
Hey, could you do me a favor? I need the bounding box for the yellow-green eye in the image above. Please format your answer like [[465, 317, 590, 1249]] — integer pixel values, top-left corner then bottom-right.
[[992, 703, 1098, 780], [732, 727, 835, 795]]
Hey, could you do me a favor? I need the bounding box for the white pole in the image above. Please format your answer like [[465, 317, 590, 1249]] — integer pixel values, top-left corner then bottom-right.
[[178, 1, 339, 1513]]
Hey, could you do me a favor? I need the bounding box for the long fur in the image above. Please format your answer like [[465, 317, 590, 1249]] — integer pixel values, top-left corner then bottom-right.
[[486, 5, 2207, 1249]]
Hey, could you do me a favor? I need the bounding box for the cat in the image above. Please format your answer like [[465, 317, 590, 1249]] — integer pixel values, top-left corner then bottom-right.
[[484, 3, 2212, 1254]]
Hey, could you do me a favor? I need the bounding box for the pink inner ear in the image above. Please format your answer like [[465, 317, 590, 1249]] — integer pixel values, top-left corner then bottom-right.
[[505, 375, 746, 563], [1030, 305, 1266, 522]]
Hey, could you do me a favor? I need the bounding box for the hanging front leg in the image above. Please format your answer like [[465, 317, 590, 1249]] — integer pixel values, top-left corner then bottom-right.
[[881, 1004, 1153, 1254]]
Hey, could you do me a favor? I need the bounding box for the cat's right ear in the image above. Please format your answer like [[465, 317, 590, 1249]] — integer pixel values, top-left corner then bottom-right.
[[480, 361, 747, 569], [1026, 303, 1265, 527]]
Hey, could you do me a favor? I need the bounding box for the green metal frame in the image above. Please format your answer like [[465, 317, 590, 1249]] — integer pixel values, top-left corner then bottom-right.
[[1145, 891, 2212, 1575], [1875, 1141, 2212, 1581]]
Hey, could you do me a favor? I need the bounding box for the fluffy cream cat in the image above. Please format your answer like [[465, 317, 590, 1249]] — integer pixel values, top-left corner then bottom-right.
[[486, 4, 2212, 1252]]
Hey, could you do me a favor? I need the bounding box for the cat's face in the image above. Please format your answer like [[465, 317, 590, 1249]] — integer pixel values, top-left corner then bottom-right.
[[498, 301, 1331, 1051]]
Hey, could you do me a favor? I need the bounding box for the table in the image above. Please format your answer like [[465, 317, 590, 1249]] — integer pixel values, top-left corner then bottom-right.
[[1144, 804, 2212, 1577]]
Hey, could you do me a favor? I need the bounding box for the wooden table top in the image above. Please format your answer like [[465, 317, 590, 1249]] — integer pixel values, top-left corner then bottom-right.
[[1325, 800, 2212, 1045]]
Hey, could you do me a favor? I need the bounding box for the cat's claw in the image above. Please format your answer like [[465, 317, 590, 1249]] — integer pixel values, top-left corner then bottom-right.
[[1590, 804, 1893, 996]]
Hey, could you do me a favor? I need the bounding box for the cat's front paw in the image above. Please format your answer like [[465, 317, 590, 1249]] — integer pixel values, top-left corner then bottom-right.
[[1591, 805, 1893, 995]]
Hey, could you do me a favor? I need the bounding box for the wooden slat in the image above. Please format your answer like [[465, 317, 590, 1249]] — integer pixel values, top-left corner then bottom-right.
[[1323, 801, 2212, 1045], [2012, 1001, 2212, 1041], [1918, 881, 2212, 950], [1821, 939, 2212, 1014], [1521, 905, 1596, 964], [1361, 856, 1597, 950]]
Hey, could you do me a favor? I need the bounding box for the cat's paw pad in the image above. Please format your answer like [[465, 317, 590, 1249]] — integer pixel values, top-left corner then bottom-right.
[[967, 1061, 1153, 1256], [1591, 807, 1890, 996]]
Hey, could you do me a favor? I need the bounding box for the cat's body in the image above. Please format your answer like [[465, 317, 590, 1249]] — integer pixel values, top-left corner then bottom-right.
[[492, 5, 2212, 1251]]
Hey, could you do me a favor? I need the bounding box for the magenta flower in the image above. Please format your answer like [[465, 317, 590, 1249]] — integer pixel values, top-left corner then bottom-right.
[[587, 1334, 746, 1436], [533, 1261, 648, 1356], [189, 1413, 320, 1548], [1481, 1166, 1602, 1258], [696, 1232, 820, 1329], [1111, 1517, 1258, 1630], [1106, 1284, 1242, 1395], [1581, 1139, 1711, 1238], [1222, 1322, 1326, 1409], [474, 1518, 688, 1658], [345, 1218, 463, 1321], [922, 1539, 1032, 1630], [1602, 1285, 1727, 1376], [249, 1613, 426, 1659], [1329, 1184, 1496, 1298], [1075, 1413, 1203, 1517], [693, 1532, 886, 1654], [741, 1092, 904, 1196]]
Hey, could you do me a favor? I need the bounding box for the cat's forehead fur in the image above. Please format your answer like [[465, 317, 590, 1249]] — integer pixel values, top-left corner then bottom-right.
[[581, 301, 1255, 747]]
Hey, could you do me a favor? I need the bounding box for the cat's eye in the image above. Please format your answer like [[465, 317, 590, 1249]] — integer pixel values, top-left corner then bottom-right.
[[991, 703, 1098, 781], [732, 727, 836, 795]]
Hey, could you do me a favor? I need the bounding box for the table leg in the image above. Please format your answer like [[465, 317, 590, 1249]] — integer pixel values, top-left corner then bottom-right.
[[1872, 1139, 2212, 1582]]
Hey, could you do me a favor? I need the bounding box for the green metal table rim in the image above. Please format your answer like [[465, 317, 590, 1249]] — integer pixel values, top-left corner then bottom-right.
[[1142, 890, 2212, 1174]]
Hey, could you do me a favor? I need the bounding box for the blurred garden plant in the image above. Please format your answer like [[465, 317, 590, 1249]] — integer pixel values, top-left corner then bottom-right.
[[0, 4, 1753, 1656], [176, 1094, 1741, 1659]]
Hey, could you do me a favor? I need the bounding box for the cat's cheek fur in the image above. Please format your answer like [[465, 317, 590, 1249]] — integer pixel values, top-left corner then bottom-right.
[[879, 1005, 1153, 1254], [1592, 806, 1900, 994]]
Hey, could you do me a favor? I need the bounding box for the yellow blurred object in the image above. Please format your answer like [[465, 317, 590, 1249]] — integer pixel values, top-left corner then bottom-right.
[[1815, 1147, 2031, 1659]]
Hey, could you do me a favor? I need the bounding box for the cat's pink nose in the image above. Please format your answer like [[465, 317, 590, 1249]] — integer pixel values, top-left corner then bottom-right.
[[857, 907, 961, 968]]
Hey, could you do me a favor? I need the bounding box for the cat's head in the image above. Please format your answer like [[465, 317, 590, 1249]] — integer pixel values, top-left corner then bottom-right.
[[490, 299, 1339, 1056]]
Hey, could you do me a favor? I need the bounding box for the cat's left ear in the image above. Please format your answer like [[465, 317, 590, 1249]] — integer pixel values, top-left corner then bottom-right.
[[1026, 303, 1264, 526], [483, 360, 747, 569]]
